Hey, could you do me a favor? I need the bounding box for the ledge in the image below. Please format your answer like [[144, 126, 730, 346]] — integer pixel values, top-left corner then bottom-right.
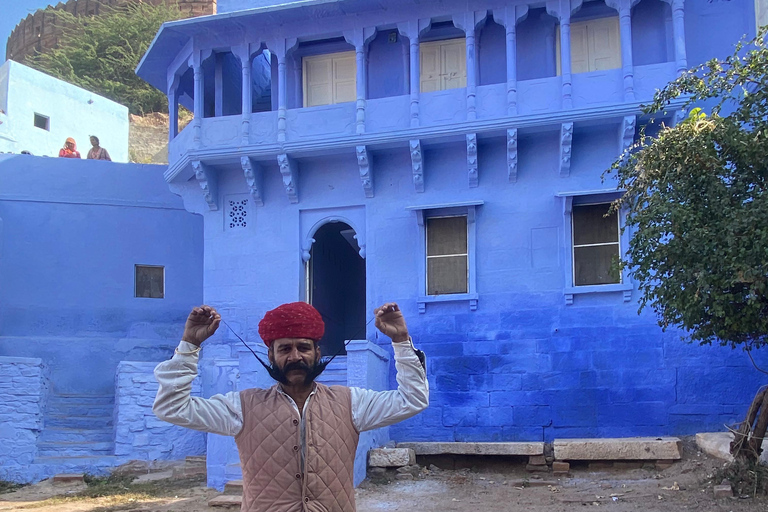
[[564, 282, 633, 305], [553, 437, 682, 461], [164, 98, 687, 184], [418, 293, 479, 313]]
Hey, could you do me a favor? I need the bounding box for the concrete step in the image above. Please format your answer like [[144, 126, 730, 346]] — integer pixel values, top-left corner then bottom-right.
[[38, 441, 114, 457], [224, 462, 242, 480], [46, 415, 113, 429], [40, 427, 113, 443], [223, 480, 243, 495], [209, 495, 242, 508]]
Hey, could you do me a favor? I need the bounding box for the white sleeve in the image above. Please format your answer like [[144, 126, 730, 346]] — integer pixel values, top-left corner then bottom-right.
[[153, 341, 244, 437], [350, 339, 429, 432]]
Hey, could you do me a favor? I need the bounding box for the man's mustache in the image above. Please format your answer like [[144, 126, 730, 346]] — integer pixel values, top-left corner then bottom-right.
[[267, 359, 330, 385]]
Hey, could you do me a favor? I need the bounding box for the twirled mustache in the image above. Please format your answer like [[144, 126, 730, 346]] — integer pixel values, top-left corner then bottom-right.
[[267, 359, 331, 385]]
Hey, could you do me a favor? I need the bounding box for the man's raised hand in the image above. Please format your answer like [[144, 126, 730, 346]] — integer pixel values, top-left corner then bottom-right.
[[374, 302, 409, 343], [182, 305, 221, 346]]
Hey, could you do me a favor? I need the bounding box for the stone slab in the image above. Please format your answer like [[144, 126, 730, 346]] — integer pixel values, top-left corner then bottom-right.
[[695, 432, 768, 464], [368, 448, 415, 467], [134, 470, 174, 483], [208, 495, 242, 507], [553, 437, 682, 461], [397, 442, 545, 456]]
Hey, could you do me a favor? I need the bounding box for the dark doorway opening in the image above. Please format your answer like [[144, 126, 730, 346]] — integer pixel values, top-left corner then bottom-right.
[[307, 222, 365, 356]]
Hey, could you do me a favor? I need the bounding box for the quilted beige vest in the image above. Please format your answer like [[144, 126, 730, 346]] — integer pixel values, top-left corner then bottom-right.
[[235, 383, 359, 512]]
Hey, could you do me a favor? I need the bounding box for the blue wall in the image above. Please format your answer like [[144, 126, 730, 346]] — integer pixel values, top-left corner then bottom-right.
[[142, 0, 767, 447], [0, 155, 203, 395]]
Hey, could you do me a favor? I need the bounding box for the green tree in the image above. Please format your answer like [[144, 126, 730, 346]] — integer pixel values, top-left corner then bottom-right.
[[608, 28, 768, 463], [28, 2, 184, 115]]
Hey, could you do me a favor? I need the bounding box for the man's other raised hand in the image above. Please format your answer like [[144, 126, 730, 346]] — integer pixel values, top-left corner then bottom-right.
[[182, 305, 221, 346]]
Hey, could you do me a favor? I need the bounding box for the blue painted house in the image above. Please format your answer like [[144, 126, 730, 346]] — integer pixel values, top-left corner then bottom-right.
[[136, 0, 768, 489]]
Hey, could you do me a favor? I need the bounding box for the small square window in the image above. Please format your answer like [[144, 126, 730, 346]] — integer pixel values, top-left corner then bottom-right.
[[135, 265, 165, 298], [33, 113, 49, 131], [426, 215, 468, 295], [572, 203, 621, 286]]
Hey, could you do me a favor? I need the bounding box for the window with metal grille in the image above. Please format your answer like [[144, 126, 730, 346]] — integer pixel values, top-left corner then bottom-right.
[[426, 215, 468, 295], [135, 265, 165, 298], [33, 113, 49, 131], [572, 203, 621, 286]]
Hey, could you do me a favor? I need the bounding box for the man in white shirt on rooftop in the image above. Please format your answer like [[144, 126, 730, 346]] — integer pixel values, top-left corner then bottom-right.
[[153, 301, 428, 512]]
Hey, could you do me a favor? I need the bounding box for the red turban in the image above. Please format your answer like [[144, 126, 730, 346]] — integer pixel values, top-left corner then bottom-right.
[[258, 302, 325, 347]]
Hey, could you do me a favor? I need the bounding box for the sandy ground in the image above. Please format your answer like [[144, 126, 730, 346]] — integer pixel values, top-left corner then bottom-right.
[[1, 440, 765, 512]]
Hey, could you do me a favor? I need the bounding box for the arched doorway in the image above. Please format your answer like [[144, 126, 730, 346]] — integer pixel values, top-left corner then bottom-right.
[[305, 222, 365, 356]]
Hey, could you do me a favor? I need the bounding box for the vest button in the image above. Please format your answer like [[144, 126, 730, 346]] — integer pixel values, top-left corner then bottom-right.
[[304, 497, 310, 503], [293, 419, 299, 425], [293, 445, 299, 451], [295, 473, 301, 479]]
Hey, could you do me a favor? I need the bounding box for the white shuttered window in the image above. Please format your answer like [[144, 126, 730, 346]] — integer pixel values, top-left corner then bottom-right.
[[302, 51, 357, 107], [420, 38, 467, 92], [557, 16, 621, 74]]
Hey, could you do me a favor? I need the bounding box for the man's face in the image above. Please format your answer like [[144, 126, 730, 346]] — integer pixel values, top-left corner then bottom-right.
[[269, 338, 321, 386], [90, 137, 98, 147]]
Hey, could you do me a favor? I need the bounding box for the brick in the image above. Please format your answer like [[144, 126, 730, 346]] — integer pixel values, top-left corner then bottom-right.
[[529, 455, 546, 465], [655, 460, 675, 470], [552, 461, 569, 473], [525, 464, 549, 473], [713, 484, 733, 498]]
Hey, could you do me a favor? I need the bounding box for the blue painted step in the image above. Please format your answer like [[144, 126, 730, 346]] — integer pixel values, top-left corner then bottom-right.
[[39, 427, 113, 443], [46, 414, 113, 429], [47, 394, 114, 405], [46, 404, 114, 417], [37, 441, 114, 457]]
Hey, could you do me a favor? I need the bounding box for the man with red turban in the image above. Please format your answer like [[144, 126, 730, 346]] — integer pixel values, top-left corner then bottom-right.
[[153, 301, 428, 512]]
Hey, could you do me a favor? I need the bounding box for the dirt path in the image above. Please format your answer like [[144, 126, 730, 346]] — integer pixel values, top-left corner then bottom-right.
[[2, 440, 765, 512]]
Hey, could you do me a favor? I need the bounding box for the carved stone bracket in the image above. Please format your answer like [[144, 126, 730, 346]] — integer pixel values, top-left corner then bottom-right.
[[192, 160, 218, 211], [241, 156, 263, 206], [466, 133, 478, 188], [620, 115, 636, 155], [356, 145, 374, 198], [277, 153, 298, 204], [559, 122, 574, 177], [507, 128, 518, 182], [410, 139, 424, 193]]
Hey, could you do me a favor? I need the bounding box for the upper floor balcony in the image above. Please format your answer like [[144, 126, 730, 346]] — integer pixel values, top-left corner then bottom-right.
[[137, 0, 687, 183]]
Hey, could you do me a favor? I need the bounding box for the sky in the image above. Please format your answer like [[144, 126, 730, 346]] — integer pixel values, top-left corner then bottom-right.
[[1, 1, 58, 61]]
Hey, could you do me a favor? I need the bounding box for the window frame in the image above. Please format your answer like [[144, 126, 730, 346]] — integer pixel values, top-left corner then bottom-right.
[[419, 37, 467, 92], [425, 214, 469, 296], [407, 200, 482, 313], [571, 201, 622, 287], [557, 190, 632, 305], [134, 264, 166, 299]]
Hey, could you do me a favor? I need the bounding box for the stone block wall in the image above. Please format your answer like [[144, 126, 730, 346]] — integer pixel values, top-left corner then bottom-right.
[[6, 0, 217, 62], [114, 361, 205, 461], [0, 357, 49, 482]]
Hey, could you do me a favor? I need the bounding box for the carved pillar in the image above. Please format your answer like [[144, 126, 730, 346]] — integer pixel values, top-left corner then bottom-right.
[[355, 43, 367, 134], [402, 42, 410, 95], [241, 55, 252, 143], [618, 6, 634, 101], [214, 53, 223, 117], [277, 52, 288, 142], [494, 6, 528, 116], [293, 57, 302, 109], [192, 59, 203, 145], [167, 78, 179, 143], [465, 26, 477, 120], [408, 35, 420, 127], [669, 0, 687, 74], [559, 12, 573, 109]]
